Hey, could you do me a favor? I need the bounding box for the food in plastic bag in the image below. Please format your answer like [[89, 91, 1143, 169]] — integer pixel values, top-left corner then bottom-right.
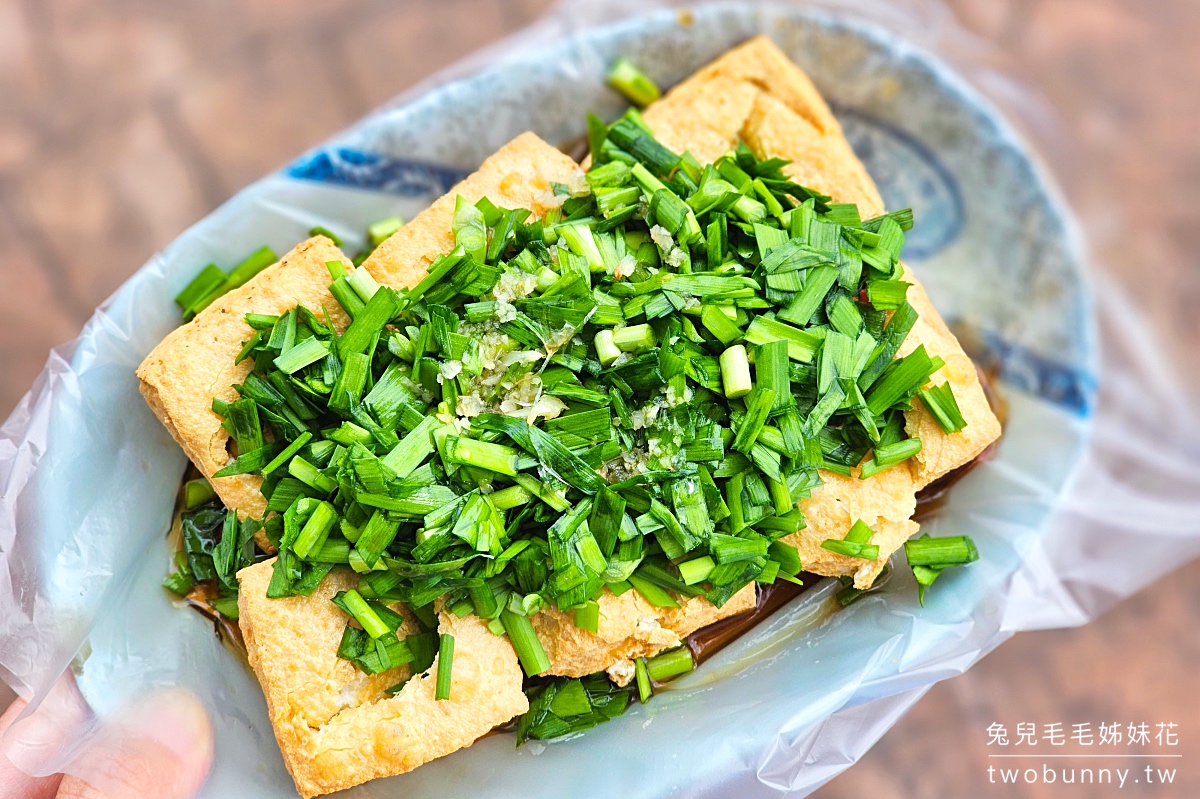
[[132, 37, 997, 797], [4, 4, 1198, 799]]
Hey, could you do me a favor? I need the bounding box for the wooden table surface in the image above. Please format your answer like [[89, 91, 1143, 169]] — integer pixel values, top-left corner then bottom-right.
[[2, 1, 1196, 796]]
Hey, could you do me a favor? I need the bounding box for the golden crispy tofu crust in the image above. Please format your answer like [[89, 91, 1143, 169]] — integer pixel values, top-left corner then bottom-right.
[[534, 583, 756, 682], [136, 236, 354, 520], [641, 36, 1001, 585], [239, 560, 527, 798], [646, 45, 883, 214], [363, 131, 582, 288], [793, 467, 920, 586], [897, 264, 1002, 488], [139, 133, 580, 525]]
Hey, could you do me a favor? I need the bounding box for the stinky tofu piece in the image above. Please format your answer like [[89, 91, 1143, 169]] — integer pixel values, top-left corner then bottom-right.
[[363, 131, 581, 288], [642, 36, 1000, 491], [791, 466, 920, 588], [137, 236, 353, 520], [238, 561, 527, 798], [533, 583, 756, 685]]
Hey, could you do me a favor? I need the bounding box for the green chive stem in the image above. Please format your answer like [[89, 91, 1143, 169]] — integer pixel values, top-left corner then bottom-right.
[[594, 329, 622, 366], [607, 57, 662, 107], [635, 657, 652, 703], [573, 600, 600, 633], [340, 589, 390, 639], [435, 633, 455, 700], [612, 324, 656, 353], [367, 215, 404, 247], [645, 646, 694, 682], [500, 609, 551, 676], [904, 535, 979, 566], [720, 345, 753, 398]]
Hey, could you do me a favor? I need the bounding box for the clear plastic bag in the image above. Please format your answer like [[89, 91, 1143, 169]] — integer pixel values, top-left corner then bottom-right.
[[2, 2, 1198, 797]]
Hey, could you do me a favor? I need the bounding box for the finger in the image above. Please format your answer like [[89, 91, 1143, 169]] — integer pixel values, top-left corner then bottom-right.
[[62, 689, 213, 799], [54, 774, 106, 799], [1, 673, 93, 777], [0, 698, 63, 799]]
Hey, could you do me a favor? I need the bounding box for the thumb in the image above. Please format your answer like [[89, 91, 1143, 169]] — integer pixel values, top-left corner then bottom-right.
[[57, 689, 213, 799]]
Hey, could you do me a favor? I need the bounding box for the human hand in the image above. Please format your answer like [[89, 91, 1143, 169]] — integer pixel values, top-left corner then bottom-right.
[[0, 676, 213, 799]]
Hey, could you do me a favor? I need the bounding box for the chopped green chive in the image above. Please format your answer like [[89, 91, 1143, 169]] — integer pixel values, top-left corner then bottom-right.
[[769, 540, 803, 576], [292, 500, 338, 560], [594, 329, 622, 366], [710, 532, 769, 564], [453, 196, 487, 265], [574, 600, 600, 633], [309, 226, 344, 246], [627, 573, 680, 608], [490, 484, 532, 511], [444, 436, 520, 477], [353, 511, 400, 568], [336, 589, 390, 639], [329, 276, 365, 318], [918, 382, 967, 433], [182, 478, 216, 509], [905, 534, 979, 566], [381, 415, 440, 478], [367, 215, 404, 247], [820, 539, 879, 561], [612, 324, 656, 353], [635, 657, 652, 703], [745, 317, 821, 363], [733, 388, 777, 453], [719, 344, 753, 398], [273, 337, 329, 374], [174, 264, 226, 319], [645, 646, 694, 682], [501, 609, 552, 676], [700, 305, 743, 345], [821, 519, 879, 561], [865, 345, 942, 415], [338, 287, 400, 359], [755, 339, 792, 413], [172, 103, 979, 730], [435, 633, 455, 700], [347, 266, 381, 302], [867, 279, 910, 309], [288, 456, 336, 494], [261, 432, 313, 476], [678, 556, 716, 585], [607, 57, 662, 107], [859, 437, 923, 479], [514, 474, 571, 512], [905, 534, 979, 605]]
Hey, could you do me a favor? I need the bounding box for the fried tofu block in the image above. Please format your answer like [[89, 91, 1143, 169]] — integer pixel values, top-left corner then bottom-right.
[[239, 560, 527, 798], [140, 133, 580, 525], [897, 265, 1002, 488], [645, 44, 884, 214], [642, 36, 1000, 491], [792, 467, 919, 588], [137, 236, 353, 520], [363, 131, 582, 288], [533, 583, 756, 685], [640, 37, 1001, 583]]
